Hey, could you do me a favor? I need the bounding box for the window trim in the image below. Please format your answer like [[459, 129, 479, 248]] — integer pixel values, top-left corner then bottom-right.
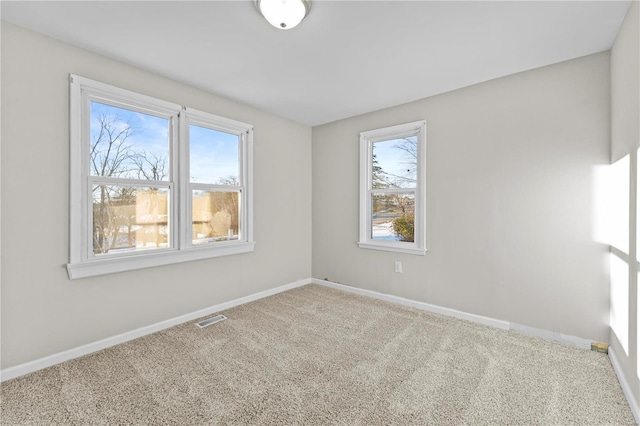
[[358, 120, 427, 255], [68, 75, 254, 279]]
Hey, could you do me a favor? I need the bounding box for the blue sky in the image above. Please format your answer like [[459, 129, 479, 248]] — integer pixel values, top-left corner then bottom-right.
[[189, 125, 238, 184], [90, 102, 239, 184], [373, 137, 417, 188]]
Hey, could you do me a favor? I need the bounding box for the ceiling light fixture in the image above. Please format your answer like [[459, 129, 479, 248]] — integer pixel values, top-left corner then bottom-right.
[[255, 0, 311, 30]]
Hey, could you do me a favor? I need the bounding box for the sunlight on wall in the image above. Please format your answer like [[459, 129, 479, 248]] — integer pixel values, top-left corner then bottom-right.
[[593, 155, 630, 252], [611, 252, 629, 355], [591, 165, 608, 244], [612, 155, 630, 253]]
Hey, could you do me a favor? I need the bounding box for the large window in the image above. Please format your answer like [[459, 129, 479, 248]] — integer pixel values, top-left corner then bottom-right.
[[68, 75, 254, 279], [358, 120, 426, 255]]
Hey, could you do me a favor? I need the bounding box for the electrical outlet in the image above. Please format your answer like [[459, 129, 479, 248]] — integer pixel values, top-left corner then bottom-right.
[[394, 261, 403, 273]]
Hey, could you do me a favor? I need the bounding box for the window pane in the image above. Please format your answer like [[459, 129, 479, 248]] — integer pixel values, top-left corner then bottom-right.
[[372, 137, 417, 189], [371, 193, 415, 242], [190, 125, 239, 185], [90, 102, 169, 181], [92, 185, 169, 255], [192, 190, 240, 244]]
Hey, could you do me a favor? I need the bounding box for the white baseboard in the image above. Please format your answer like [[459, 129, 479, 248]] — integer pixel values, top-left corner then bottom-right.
[[509, 323, 593, 350], [0, 278, 311, 382], [609, 347, 640, 424], [312, 278, 510, 330], [312, 278, 595, 349]]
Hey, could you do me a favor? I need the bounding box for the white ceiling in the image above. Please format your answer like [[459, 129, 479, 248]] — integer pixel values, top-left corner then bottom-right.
[[1, 1, 632, 126]]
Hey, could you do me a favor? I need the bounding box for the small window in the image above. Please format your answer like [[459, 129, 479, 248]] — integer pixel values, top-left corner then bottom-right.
[[68, 75, 254, 279], [358, 120, 426, 255]]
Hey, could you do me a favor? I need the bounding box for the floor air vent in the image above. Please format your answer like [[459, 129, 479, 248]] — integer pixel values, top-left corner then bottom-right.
[[196, 314, 227, 328]]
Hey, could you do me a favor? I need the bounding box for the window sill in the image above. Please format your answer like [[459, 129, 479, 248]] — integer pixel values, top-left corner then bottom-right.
[[67, 242, 256, 280], [357, 241, 426, 256]]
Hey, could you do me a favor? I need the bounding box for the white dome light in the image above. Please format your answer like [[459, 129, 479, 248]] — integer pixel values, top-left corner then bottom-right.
[[256, 0, 311, 30]]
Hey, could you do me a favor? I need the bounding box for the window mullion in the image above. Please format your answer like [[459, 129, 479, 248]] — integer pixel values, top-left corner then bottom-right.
[[178, 112, 190, 250], [370, 188, 415, 195], [190, 183, 241, 192], [89, 176, 171, 187], [168, 113, 179, 251]]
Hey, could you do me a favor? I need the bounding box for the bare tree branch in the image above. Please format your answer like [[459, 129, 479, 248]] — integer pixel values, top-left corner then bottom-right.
[[131, 152, 168, 181]]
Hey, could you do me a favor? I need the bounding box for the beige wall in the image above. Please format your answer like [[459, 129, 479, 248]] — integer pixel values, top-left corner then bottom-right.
[[0, 23, 312, 368], [610, 0, 640, 412], [313, 52, 611, 342]]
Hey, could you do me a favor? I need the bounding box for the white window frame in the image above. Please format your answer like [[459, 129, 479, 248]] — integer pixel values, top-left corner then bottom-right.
[[68, 75, 254, 279], [358, 120, 427, 255]]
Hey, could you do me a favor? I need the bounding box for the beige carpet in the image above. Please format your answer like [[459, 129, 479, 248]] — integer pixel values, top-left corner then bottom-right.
[[1, 284, 635, 425]]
